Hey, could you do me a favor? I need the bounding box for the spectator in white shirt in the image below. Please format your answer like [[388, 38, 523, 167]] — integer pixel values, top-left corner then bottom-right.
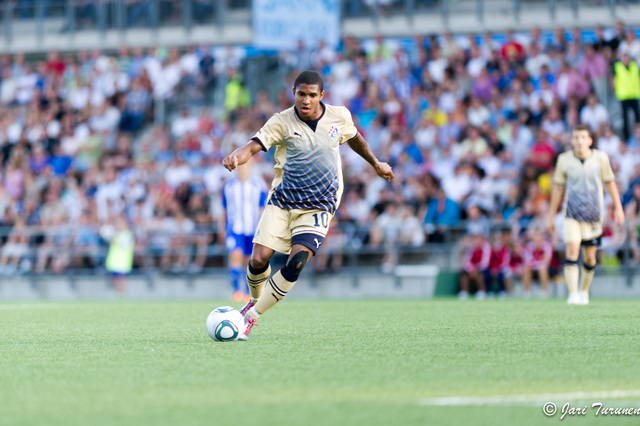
[[427, 47, 448, 84], [164, 157, 192, 189], [90, 102, 120, 135], [398, 204, 425, 247], [343, 190, 371, 225], [180, 45, 201, 76], [15, 65, 37, 105], [529, 77, 555, 110], [597, 126, 621, 158], [481, 31, 500, 60], [525, 44, 551, 79], [0, 67, 17, 105], [528, 26, 547, 51], [580, 93, 609, 132], [442, 163, 473, 204], [161, 206, 195, 271], [466, 46, 486, 78], [467, 96, 490, 127], [215, 44, 244, 73], [618, 30, 640, 62], [152, 56, 182, 100], [312, 39, 337, 69], [330, 67, 360, 106], [171, 109, 199, 139], [614, 142, 640, 185], [68, 80, 91, 111], [414, 117, 438, 149], [441, 31, 462, 61], [95, 166, 126, 222], [541, 107, 566, 144]]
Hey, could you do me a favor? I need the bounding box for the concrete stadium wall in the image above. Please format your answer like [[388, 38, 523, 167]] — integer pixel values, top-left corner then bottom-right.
[[1, 272, 639, 301], [3, 5, 640, 54]]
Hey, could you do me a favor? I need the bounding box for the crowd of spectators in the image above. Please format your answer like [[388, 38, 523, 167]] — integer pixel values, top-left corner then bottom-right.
[[323, 23, 640, 279], [1, 21, 640, 281], [0, 45, 229, 274]]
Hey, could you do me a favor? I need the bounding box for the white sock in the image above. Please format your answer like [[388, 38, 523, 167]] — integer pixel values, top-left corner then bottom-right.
[[247, 307, 260, 319]]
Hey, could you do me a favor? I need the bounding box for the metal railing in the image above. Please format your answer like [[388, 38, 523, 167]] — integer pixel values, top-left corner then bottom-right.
[[1, 0, 636, 47], [2, 0, 225, 41], [0, 220, 635, 288], [341, 0, 625, 20]]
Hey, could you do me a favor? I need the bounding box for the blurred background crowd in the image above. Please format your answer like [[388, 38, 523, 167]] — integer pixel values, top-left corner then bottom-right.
[[1, 16, 640, 286]]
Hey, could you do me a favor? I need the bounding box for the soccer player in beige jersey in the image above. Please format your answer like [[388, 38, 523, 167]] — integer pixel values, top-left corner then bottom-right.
[[222, 70, 394, 339], [547, 125, 625, 305]]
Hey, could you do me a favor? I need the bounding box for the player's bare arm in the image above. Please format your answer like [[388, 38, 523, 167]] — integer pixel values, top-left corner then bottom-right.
[[346, 132, 394, 181], [547, 183, 564, 235], [604, 180, 625, 226], [222, 139, 264, 171]]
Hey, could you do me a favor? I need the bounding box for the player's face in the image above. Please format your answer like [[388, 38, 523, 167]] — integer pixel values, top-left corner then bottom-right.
[[293, 83, 325, 120], [571, 130, 593, 157]]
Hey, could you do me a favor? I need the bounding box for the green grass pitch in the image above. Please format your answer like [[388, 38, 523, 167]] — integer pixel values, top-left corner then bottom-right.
[[2, 299, 640, 426]]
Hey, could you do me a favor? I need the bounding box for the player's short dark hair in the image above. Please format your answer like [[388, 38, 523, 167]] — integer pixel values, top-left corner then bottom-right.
[[294, 70, 324, 92], [573, 124, 593, 138], [573, 124, 595, 146]]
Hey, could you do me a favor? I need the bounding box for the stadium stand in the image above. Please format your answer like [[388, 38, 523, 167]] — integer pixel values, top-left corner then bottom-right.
[[0, 1, 639, 301]]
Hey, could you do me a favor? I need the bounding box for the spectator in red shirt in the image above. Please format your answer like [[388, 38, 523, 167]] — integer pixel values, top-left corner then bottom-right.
[[488, 230, 512, 298], [45, 50, 65, 76], [501, 29, 525, 62], [458, 233, 492, 300], [528, 128, 556, 173], [506, 239, 525, 293], [522, 230, 553, 298]]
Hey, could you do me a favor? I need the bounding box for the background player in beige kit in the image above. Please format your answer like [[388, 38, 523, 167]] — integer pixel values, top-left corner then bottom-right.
[[222, 70, 394, 339], [547, 124, 625, 305]]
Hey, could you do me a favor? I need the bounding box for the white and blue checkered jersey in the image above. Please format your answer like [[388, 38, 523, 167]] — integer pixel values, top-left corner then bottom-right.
[[251, 103, 358, 214], [222, 176, 268, 236], [552, 149, 615, 223]]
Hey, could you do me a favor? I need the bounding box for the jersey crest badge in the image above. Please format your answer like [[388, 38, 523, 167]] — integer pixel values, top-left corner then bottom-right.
[[328, 126, 338, 139]]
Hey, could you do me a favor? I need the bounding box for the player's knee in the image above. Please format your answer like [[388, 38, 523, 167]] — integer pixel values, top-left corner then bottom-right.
[[287, 251, 309, 272], [583, 255, 597, 268], [281, 251, 309, 282], [250, 247, 272, 270], [249, 258, 269, 271]]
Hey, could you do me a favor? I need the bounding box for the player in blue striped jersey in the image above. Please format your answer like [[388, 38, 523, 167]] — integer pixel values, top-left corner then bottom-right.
[[222, 70, 394, 340], [221, 160, 267, 302]]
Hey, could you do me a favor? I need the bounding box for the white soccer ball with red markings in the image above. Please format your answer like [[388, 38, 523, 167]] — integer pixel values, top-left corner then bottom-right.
[[206, 306, 245, 342]]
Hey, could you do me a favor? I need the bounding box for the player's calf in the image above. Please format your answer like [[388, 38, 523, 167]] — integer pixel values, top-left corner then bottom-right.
[[245, 261, 271, 305], [252, 247, 312, 316], [564, 259, 580, 304]]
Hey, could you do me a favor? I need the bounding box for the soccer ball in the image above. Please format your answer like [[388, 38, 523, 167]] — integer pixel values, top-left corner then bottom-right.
[[206, 306, 246, 342]]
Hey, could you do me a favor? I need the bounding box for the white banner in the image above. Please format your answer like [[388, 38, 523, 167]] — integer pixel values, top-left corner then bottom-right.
[[252, 0, 341, 50]]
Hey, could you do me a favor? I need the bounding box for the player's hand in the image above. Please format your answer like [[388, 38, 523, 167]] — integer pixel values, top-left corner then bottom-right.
[[546, 218, 555, 236], [222, 155, 239, 171], [374, 161, 394, 182], [614, 207, 625, 227]]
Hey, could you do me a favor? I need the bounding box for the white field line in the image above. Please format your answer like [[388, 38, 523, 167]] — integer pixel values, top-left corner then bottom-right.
[[418, 390, 640, 406]]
